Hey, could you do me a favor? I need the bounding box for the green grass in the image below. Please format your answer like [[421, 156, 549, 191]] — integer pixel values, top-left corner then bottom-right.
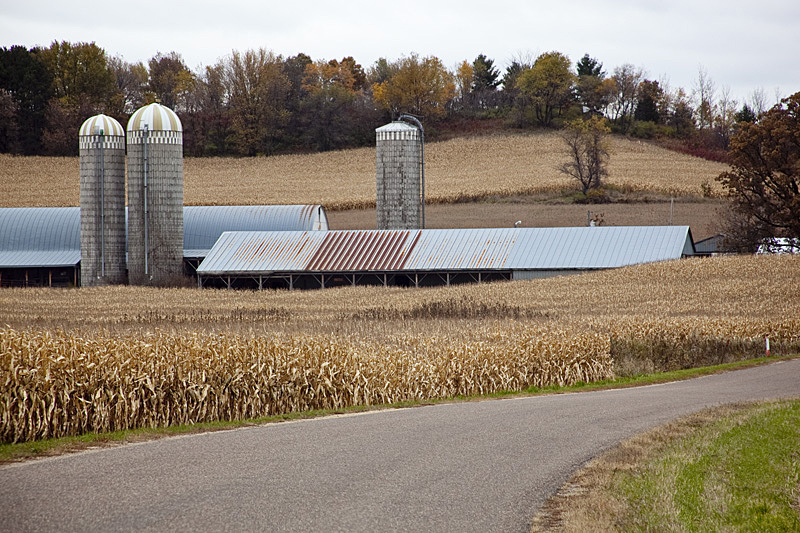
[[2, 354, 796, 465], [616, 399, 800, 532]]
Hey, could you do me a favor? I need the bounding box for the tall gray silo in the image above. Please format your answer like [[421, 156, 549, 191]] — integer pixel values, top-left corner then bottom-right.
[[79, 114, 127, 286], [376, 119, 424, 230], [126, 103, 184, 286]]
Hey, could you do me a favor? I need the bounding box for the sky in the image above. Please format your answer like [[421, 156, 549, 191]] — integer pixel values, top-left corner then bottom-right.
[[2, 0, 799, 107]]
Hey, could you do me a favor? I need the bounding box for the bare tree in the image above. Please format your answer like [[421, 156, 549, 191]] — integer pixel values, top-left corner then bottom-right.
[[559, 116, 611, 194], [749, 87, 768, 117], [693, 66, 716, 130], [108, 56, 148, 114], [606, 64, 644, 132], [714, 85, 738, 148]]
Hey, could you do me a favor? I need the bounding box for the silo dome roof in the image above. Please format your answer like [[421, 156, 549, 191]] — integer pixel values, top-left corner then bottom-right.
[[127, 102, 182, 133], [376, 121, 418, 133], [79, 114, 124, 137]]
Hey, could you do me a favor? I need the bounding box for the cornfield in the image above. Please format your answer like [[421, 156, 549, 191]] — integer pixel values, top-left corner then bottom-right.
[[1, 326, 611, 443], [0, 132, 728, 209], [1, 255, 798, 443]]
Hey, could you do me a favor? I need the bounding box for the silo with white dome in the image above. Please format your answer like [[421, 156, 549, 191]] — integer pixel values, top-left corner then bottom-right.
[[78, 114, 127, 285], [126, 102, 184, 286]]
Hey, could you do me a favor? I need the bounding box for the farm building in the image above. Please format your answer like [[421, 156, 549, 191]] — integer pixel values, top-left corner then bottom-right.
[[693, 234, 728, 256], [196, 226, 696, 290], [0, 207, 82, 287], [0, 205, 329, 287]]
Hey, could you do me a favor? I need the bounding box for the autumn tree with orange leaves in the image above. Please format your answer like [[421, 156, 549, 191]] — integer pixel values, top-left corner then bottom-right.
[[372, 53, 455, 119]]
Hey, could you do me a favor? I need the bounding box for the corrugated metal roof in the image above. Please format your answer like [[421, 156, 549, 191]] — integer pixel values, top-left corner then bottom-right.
[[507, 226, 695, 269], [0, 250, 81, 268], [197, 226, 695, 275], [0, 205, 329, 267], [183, 205, 328, 257], [0, 207, 80, 252]]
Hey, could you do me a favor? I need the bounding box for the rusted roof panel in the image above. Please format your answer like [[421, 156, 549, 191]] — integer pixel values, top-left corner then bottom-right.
[[407, 229, 518, 270], [307, 230, 418, 271], [198, 231, 326, 273]]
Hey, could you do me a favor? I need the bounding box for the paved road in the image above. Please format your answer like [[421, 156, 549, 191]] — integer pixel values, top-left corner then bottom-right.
[[2, 359, 799, 533]]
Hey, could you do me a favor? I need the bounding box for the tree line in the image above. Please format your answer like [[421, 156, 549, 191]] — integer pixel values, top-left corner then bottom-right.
[[0, 41, 784, 157]]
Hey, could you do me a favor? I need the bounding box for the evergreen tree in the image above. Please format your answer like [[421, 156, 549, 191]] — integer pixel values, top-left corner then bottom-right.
[[575, 54, 606, 114], [734, 103, 757, 124], [634, 80, 664, 123], [472, 54, 500, 91]]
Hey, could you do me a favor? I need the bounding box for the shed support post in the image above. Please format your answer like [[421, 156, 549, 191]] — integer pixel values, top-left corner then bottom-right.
[[289, 275, 294, 290], [49, 270, 52, 288]]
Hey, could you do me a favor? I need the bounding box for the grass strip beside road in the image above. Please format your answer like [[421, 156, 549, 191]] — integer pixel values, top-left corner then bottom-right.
[[532, 397, 800, 532], [2, 355, 794, 465]]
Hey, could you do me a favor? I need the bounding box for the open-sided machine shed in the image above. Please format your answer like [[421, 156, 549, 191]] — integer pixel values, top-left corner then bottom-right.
[[196, 226, 696, 290]]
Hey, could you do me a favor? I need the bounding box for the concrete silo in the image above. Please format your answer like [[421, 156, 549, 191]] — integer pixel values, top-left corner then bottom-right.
[[79, 114, 127, 286], [375, 118, 424, 229], [126, 103, 184, 286]]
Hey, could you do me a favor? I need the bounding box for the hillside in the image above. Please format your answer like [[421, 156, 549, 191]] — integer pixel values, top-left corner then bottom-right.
[[0, 132, 728, 210]]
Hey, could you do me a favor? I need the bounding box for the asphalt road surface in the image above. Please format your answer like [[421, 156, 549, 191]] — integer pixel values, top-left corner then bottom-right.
[[3, 359, 799, 533]]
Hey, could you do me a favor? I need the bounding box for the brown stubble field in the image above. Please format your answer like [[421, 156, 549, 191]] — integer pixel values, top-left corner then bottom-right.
[[327, 200, 727, 240], [2, 255, 799, 442], [4, 130, 786, 444], [0, 131, 728, 209]]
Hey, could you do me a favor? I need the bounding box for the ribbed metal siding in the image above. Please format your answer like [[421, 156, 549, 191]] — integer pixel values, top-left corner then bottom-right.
[[183, 205, 328, 256], [198, 231, 327, 273], [0, 206, 329, 268], [406, 229, 518, 270], [507, 226, 694, 269], [0, 208, 81, 267], [307, 230, 418, 271]]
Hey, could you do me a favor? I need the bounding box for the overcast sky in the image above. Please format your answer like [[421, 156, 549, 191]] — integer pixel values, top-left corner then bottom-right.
[[3, 0, 799, 107]]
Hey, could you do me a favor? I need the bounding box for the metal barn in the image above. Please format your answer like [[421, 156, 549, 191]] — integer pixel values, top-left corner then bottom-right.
[[196, 226, 696, 290], [0, 205, 329, 287], [0, 207, 81, 287]]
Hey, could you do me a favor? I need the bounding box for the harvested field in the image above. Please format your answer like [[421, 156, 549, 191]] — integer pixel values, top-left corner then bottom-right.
[[0, 132, 729, 209], [2, 255, 798, 442], [327, 199, 727, 241]]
